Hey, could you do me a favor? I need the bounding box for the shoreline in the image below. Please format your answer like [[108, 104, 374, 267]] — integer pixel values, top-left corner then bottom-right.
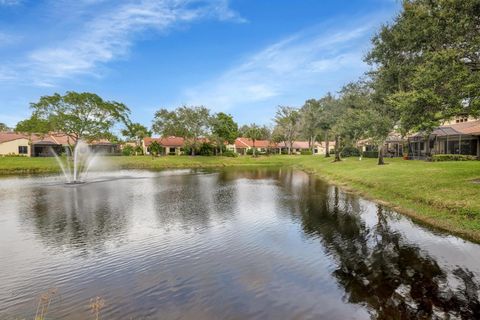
[[1, 155, 479, 242]]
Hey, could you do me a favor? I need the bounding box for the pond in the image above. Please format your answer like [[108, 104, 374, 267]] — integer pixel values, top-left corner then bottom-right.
[[0, 169, 479, 319]]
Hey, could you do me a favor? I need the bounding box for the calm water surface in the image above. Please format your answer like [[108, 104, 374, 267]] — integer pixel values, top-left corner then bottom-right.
[[0, 169, 480, 319]]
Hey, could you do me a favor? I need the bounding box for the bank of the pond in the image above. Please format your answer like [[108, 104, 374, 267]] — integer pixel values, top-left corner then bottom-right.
[[1, 155, 480, 241]]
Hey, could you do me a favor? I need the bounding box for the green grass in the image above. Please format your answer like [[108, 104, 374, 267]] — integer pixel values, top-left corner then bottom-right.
[[1, 155, 480, 241]]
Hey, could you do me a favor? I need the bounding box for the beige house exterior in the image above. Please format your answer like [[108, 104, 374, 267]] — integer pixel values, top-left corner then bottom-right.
[[0, 136, 31, 156], [142, 136, 185, 155], [0, 131, 119, 157]]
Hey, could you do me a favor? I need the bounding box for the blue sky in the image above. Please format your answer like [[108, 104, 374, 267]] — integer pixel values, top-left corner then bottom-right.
[[0, 0, 400, 130]]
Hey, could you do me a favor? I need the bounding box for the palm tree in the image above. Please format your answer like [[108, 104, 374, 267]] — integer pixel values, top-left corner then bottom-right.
[[245, 123, 262, 157]]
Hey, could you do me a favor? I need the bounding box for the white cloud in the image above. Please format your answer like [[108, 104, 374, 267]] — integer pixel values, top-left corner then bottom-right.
[[2, 0, 243, 84], [183, 21, 376, 112]]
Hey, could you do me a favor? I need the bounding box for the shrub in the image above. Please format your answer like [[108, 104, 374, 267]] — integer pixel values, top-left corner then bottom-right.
[[198, 142, 214, 156], [122, 145, 134, 156], [431, 154, 477, 162], [300, 150, 313, 155], [134, 145, 143, 155], [363, 151, 379, 158], [222, 150, 237, 157], [341, 146, 360, 157]]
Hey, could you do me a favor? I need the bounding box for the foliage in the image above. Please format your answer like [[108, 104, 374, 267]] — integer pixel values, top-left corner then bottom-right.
[[300, 150, 313, 155], [121, 123, 151, 153], [274, 106, 300, 154], [122, 145, 135, 156], [366, 0, 480, 133], [363, 151, 379, 158], [244, 123, 268, 157], [15, 115, 52, 136], [152, 105, 210, 156], [18, 92, 130, 143], [149, 141, 163, 157], [0, 122, 9, 131], [222, 150, 238, 157], [198, 142, 215, 156], [300, 99, 321, 150], [331, 81, 395, 164], [210, 112, 238, 156], [431, 154, 478, 162], [340, 146, 361, 158], [211, 112, 238, 144]]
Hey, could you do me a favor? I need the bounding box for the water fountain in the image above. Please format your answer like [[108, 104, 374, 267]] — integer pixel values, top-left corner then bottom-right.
[[50, 140, 99, 184]]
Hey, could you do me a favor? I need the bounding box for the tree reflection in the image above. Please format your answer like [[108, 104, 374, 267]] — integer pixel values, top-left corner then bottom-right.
[[19, 183, 131, 254], [281, 172, 480, 319]]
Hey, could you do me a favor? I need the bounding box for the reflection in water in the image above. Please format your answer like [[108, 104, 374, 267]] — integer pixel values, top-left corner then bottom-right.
[[0, 169, 479, 319]]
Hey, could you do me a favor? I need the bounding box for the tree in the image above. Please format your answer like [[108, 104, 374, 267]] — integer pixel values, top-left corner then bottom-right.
[[17, 92, 130, 146], [211, 112, 238, 156], [274, 106, 300, 155], [15, 115, 52, 136], [149, 141, 162, 158], [152, 105, 210, 156], [300, 99, 321, 153], [317, 93, 337, 157], [0, 122, 9, 131], [366, 0, 480, 133], [121, 122, 151, 155], [364, 108, 394, 165], [245, 123, 263, 157], [271, 125, 287, 154]]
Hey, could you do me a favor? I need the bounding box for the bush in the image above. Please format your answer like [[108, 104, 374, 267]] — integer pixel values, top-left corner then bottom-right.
[[363, 151, 379, 158], [222, 150, 237, 157], [122, 145, 134, 156], [341, 146, 360, 157], [431, 154, 477, 162], [300, 150, 313, 155]]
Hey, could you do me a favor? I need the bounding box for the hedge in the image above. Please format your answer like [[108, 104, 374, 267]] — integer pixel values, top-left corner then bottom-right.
[[431, 154, 478, 162]]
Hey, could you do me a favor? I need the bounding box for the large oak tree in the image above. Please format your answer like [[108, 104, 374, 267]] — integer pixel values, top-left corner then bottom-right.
[[16, 92, 130, 145], [366, 0, 480, 133]]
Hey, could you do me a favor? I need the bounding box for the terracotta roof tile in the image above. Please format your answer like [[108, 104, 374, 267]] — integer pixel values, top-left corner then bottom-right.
[[234, 138, 275, 148], [144, 136, 185, 147]]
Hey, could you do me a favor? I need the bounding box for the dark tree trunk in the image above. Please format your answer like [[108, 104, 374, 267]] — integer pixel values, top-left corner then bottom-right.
[[378, 145, 385, 165], [325, 131, 330, 157], [334, 135, 341, 162]]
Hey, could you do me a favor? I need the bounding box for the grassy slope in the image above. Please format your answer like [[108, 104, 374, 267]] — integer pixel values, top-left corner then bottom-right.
[[1, 155, 480, 240]]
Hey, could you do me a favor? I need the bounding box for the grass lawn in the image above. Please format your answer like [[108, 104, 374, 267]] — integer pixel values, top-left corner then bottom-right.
[[1, 155, 480, 241]]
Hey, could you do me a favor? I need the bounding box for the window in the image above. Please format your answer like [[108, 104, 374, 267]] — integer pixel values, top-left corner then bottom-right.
[[18, 146, 28, 154]]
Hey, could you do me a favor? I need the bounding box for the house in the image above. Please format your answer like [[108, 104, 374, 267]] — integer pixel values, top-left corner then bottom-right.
[[0, 132, 34, 156], [358, 133, 405, 158], [407, 120, 480, 159], [229, 138, 277, 155], [277, 141, 335, 155], [316, 141, 336, 155], [228, 138, 336, 155], [143, 136, 185, 155], [0, 132, 119, 157]]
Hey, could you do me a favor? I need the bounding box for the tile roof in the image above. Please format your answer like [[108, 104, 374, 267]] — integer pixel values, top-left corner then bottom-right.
[[144, 136, 185, 147], [0, 132, 32, 143], [234, 138, 274, 148]]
